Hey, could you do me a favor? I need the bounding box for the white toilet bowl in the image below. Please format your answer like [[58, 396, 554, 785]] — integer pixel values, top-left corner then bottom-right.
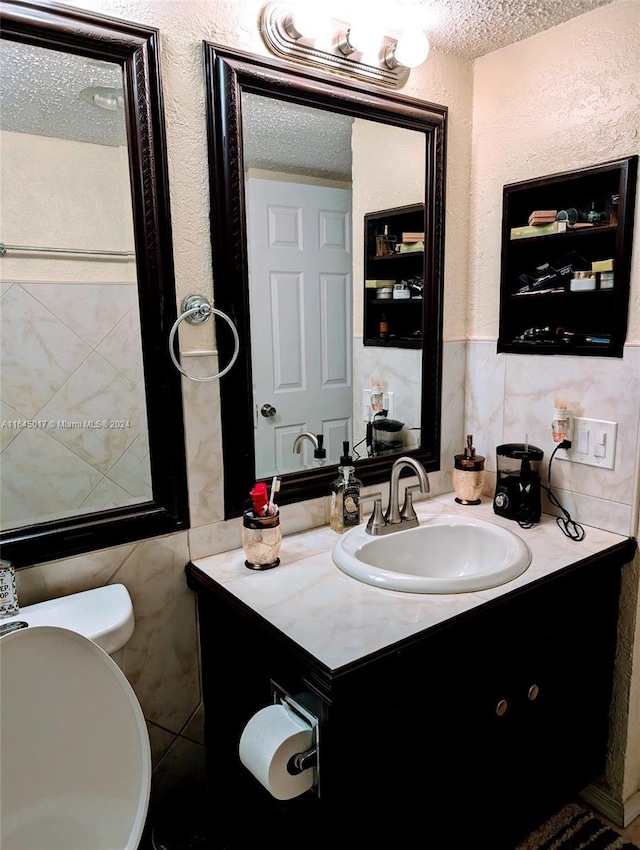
[[0, 588, 151, 850]]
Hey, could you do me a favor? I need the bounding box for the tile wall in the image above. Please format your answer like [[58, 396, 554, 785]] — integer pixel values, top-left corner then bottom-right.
[[465, 340, 640, 538], [0, 280, 151, 528]]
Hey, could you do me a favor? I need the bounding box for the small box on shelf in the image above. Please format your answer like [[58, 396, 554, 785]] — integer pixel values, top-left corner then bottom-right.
[[528, 209, 557, 225], [591, 258, 614, 273]]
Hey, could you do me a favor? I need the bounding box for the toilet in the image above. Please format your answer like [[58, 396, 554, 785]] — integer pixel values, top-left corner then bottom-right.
[[0, 586, 151, 850]]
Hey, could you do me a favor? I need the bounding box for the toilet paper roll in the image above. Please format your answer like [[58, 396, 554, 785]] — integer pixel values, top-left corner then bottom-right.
[[239, 704, 314, 800]]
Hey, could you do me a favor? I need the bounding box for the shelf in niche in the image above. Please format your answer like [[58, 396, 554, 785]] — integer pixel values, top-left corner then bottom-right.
[[364, 337, 422, 349], [368, 251, 424, 261], [501, 342, 613, 356], [497, 156, 637, 358], [509, 288, 614, 301], [509, 224, 616, 245], [372, 298, 423, 305]]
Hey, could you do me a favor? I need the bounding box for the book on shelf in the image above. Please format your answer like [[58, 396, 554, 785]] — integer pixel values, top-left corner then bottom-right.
[[510, 221, 568, 239], [402, 231, 424, 243], [528, 209, 557, 225]]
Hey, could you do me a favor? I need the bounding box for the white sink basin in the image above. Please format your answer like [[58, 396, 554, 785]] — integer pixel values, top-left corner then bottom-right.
[[332, 514, 531, 593]]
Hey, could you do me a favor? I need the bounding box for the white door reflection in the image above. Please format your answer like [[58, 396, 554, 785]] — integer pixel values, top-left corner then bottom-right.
[[247, 178, 352, 477]]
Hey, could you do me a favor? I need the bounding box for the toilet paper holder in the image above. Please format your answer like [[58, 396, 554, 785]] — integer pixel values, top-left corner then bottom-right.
[[272, 684, 319, 781]]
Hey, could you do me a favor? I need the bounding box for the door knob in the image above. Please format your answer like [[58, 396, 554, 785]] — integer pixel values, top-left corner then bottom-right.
[[261, 403, 277, 418]]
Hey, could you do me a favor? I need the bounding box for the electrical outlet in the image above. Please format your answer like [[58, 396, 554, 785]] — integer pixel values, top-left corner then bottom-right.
[[556, 417, 617, 469]]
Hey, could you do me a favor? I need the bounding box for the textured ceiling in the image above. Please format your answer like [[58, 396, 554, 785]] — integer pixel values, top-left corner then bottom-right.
[[242, 93, 354, 180], [390, 0, 616, 58], [0, 40, 126, 147], [0, 0, 617, 150]]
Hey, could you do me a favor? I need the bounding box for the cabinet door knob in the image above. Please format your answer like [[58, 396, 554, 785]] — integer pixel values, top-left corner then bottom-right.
[[527, 684, 539, 701], [495, 699, 508, 716]]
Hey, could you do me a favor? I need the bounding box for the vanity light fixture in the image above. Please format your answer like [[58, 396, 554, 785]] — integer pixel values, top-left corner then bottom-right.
[[260, 2, 430, 87]]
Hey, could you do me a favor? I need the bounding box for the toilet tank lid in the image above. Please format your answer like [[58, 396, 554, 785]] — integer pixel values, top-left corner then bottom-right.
[[0, 584, 134, 654]]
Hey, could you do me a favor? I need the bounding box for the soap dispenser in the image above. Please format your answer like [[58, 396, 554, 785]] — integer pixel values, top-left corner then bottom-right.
[[453, 435, 485, 505], [313, 434, 327, 466], [330, 441, 363, 534]]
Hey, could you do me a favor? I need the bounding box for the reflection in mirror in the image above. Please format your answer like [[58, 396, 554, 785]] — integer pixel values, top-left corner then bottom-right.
[[242, 94, 426, 479], [0, 41, 151, 530], [205, 45, 445, 517], [0, 0, 187, 567]]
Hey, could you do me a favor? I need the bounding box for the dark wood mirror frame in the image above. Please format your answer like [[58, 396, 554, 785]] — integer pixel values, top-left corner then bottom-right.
[[204, 43, 447, 518], [0, 0, 189, 567]]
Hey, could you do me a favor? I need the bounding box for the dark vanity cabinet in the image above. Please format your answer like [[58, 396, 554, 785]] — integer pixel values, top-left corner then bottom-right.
[[497, 156, 637, 357], [187, 540, 634, 849], [363, 204, 425, 348]]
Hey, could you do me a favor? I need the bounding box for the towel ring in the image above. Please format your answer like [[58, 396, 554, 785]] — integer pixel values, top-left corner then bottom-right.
[[169, 294, 240, 382]]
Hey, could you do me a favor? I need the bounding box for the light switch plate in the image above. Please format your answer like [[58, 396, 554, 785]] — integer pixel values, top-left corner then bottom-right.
[[557, 417, 618, 469]]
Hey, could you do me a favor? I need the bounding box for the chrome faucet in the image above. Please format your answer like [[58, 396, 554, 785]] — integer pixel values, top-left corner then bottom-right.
[[293, 432, 319, 454], [366, 456, 429, 536], [293, 432, 326, 465]]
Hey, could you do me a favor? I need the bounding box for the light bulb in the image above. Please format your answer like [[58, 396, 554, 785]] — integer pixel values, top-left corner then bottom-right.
[[346, 19, 384, 56], [393, 29, 430, 68], [286, 6, 327, 40]]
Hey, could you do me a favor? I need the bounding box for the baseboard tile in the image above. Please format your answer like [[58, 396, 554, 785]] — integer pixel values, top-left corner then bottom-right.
[[581, 783, 640, 828]]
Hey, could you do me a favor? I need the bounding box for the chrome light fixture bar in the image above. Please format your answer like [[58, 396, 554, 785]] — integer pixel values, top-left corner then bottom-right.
[[260, 3, 430, 88]]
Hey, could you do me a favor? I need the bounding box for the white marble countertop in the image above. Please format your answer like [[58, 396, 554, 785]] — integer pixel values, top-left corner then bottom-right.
[[190, 493, 631, 672]]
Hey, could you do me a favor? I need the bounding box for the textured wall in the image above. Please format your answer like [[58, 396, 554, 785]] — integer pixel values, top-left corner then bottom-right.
[[64, 0, 473, 347], [467, 0, 640, 813], [468, 0, 640, 341], [0, 131, 135, 282]]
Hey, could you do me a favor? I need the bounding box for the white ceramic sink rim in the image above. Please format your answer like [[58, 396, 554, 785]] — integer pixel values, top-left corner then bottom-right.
[[332, 513, 531, 593]]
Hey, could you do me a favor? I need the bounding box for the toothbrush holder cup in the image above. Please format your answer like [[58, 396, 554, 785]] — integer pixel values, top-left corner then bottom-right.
[[242, 510, 282, 570]]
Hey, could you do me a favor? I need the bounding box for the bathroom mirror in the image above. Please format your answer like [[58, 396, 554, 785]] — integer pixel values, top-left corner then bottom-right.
[[204, 45, 446, 517], [0, 1, 188, 566]]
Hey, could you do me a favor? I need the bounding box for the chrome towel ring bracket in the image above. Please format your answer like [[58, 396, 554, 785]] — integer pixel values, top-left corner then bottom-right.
[[168, 294, 240, 382]]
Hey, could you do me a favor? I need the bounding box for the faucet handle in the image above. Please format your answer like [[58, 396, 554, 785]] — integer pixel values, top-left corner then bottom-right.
[[402, 485, 424, 523], [363, 491, 385, 535]]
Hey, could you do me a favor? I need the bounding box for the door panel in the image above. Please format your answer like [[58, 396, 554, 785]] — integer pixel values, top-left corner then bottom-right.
[[247, 178, 353, 477]]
